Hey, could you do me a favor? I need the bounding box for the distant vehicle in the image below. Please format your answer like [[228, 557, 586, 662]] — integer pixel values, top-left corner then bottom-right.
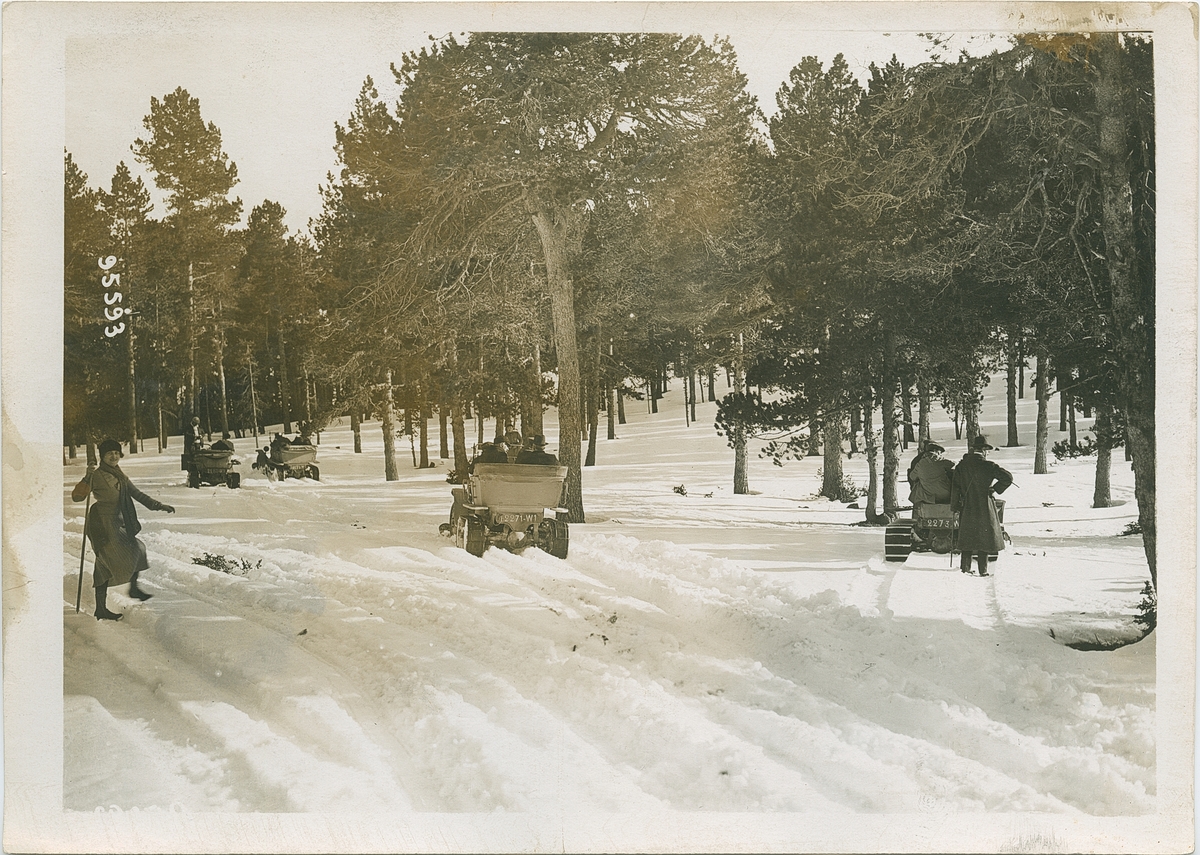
[[182, 447, 240, 489], [884, 499, 1007, 563], [447, 463, 569, 558], [256, 441, 319, 481]]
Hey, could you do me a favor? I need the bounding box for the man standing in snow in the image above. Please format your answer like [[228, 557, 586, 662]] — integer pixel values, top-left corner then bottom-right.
[[951, 435, 1013, 576]]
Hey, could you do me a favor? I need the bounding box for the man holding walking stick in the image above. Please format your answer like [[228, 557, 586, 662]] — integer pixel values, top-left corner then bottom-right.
[[72, 439, 175, 621]]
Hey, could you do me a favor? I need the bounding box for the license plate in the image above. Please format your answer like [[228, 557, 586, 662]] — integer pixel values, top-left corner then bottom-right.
[[921, 518, 957, 529], [494, 512, 538, 527]]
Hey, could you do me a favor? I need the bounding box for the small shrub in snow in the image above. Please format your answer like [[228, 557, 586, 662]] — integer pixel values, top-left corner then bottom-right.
[[191, 552, 260, 577], [815, 468, 867, 503], [1051, 436, 1098, 460], [1133, 582, 1156, 634], [1120, 521, 1143, 536]]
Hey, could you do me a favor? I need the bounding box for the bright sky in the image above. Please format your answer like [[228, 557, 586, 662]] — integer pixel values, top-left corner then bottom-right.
[[64, 4, 1014, 235]]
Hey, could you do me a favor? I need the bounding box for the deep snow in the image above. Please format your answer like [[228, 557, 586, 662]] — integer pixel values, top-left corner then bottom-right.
[[60, 375, 1158, 839]]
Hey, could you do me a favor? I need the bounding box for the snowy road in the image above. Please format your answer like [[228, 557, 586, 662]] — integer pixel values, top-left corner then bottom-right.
[[62, 388, 1155, 817]]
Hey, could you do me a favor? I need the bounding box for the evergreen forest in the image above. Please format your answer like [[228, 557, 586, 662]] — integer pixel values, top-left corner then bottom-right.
[[64, 32, 1157, 584]]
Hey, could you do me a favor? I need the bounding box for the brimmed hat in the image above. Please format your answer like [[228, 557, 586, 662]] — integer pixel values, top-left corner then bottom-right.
[[925, 442, 945, 453], [971, 435, 994, 451], [529, 434, 547, 448], [98, 439, 123, 458]]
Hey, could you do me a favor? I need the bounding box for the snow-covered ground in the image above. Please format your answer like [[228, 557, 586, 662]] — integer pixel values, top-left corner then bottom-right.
[[60, 375, 1160, 845]]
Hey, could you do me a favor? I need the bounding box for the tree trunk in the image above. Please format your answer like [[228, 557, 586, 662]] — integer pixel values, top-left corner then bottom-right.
[[1093, 404, 1113, 508], [1059, 387, 1068, 432], [277, 325, 291, 435], [187, 261, 197, 420], [1006, 338, 1020, 446], [688, 369, 697, 423], [418, 395, 430, 469], [156, 380, 164, 452], [451, 403, 468, 483], [864, 393, 879, 521], [126, 319, 138, 454], [439, 407, 449, 459], [607, 386, 616, 440], [1096, 33, 1155, 585], [964, 393, 981, 446], [247, 352, 260, 439], [617, 387, 626, 424], [881, 331, 901, 513], [351, 410, 362, 454], [732, 334, 749, 494], [381, 369, 398, 481], [215, 337, 229, 439], [917, 378, 931, 447], [529, 342, 544, 436], [1034, 351, 1050, 474], [807, 422, 821, 457], [849, 405, 861, 455], [585, 336, 600, 465], [901, 382, 915, 446], [820, 415, 845, 500], [1018, 336, 1025, 399], [1068, 396, 1077, 448], [531, 208, 585, 522]]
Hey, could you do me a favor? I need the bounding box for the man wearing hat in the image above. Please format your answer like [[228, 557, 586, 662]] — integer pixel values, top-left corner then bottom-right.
[[516, 434, 558, 466], [907, 441, 954, 508], [951, 435, 1013, 576], [477, 439, 510, 465], [72, 439, 176, 620], [184, 415, 204, 457]]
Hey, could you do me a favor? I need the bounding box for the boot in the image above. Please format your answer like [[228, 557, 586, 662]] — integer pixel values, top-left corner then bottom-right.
[[94, 585, 123, 621], [128, 572, 153, 601]]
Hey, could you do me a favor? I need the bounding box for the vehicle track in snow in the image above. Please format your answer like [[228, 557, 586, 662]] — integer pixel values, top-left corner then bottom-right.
[[62, 466, 1153, 815]]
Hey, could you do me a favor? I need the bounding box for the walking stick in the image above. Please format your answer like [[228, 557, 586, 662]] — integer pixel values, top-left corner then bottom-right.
[[75, 491, 91, 613]]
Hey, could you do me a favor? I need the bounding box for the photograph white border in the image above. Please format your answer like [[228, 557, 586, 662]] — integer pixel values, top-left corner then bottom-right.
[[3, 2, 1195, 851]]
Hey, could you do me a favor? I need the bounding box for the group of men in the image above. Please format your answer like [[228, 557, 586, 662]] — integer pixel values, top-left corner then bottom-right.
[[473, 431, 558, 469], [907, 434, 1013, 576]]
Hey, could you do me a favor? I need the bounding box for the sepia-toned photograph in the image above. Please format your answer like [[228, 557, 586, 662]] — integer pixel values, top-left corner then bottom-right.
[[3, 2, 1196, 852]]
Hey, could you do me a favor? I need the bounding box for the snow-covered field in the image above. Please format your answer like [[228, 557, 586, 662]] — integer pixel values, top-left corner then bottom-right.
[[59, 376, 1165, 848]]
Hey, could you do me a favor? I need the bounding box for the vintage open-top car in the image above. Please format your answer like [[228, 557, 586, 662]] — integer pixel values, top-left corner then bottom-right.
[[446, 463, 569, 558], [884, 499, 1006, 563], [182, 448, 241, 489]]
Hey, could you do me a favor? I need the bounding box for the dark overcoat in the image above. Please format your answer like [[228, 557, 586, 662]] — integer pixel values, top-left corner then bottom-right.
[[950, 453, 1013, 553], [908, 455, 954, 505], [79, 465, 166, 587]]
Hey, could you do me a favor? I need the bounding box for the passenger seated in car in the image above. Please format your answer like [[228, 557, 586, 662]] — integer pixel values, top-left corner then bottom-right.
[[516, 434, 558, 466], [476, 440, 510, 465], [211, 433, 235, 452], [908, 441, 953, 508]]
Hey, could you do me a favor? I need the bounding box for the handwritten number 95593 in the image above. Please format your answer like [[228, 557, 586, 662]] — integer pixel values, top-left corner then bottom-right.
[[99, 255, 131, 337]]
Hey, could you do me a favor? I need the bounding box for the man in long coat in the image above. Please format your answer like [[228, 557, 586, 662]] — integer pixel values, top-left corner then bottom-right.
[[951, 435, 1013, 576]]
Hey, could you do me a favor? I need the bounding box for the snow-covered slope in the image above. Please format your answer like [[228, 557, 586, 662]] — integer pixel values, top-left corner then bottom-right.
[[62, 377, 1155, 824]]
